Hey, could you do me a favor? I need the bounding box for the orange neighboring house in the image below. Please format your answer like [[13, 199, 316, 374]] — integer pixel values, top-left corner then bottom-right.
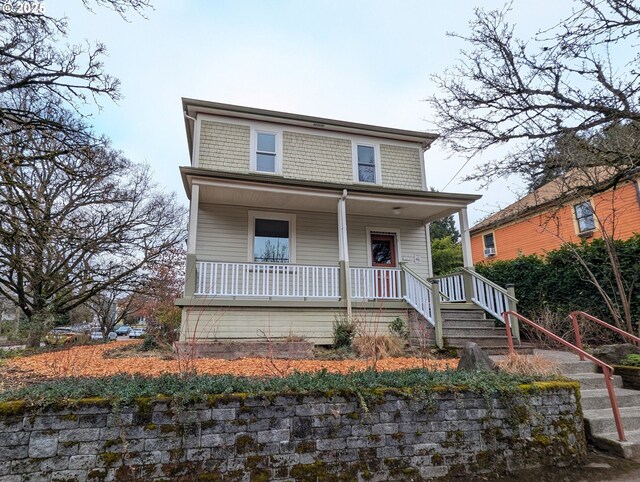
[[469, 170, 640, 263]]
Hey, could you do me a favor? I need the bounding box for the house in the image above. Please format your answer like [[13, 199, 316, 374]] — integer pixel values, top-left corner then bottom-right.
[[176, 99, 519, 351], [470, 169, 640, 263]]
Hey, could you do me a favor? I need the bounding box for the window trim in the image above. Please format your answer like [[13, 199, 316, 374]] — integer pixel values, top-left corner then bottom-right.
[[352, 141, 382, 185], [250, 127, 283, 175], [483, 232, 497, 257], [248, 211, 296, 263], [573, 200, 596, 235]]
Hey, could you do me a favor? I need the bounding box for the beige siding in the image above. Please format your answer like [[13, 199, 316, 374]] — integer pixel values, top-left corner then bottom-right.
[[282, 131, 353, 184], [380, 144, 423, 190], [196, 204, 248, 261], [347, 215, 429, 278], [195, 120, 427, 192], [196, 204, 339, 265], [180, 306, 410, 345], [198, 120, 250, 172], [195, 205, 427, 277]]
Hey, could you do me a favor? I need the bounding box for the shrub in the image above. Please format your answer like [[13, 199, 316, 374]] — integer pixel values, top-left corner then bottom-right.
[[496, 352, 560, 377], [389, 317, 409, 340], [333, 314, 356, 349], [620, 353, 640, 367]]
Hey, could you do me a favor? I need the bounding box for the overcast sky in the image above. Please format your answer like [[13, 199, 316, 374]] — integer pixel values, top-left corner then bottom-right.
[[49, 0, 573, 225]]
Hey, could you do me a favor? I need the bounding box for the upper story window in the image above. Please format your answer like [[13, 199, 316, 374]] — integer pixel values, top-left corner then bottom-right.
[[483, 233, 496, 257], [353, 142, 381, 184], [251, 129, 282, 174], [574, 201, 596, 234]]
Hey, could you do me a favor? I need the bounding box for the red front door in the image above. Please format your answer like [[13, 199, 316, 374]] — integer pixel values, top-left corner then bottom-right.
[[371, 234, 397, 297]]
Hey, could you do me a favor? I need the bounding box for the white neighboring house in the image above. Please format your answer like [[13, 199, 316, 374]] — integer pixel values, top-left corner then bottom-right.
[[177, 99, 517, 348]]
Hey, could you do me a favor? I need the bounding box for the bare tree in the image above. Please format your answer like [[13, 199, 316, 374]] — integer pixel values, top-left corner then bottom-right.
[[431, 0, 640, 334], [0, 105, 186, 347], [87, 289, 137, 338], [0, 1, 151, 168], [429, 0, 640, 187]]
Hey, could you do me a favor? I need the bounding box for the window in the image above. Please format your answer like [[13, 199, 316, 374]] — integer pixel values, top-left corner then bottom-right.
[[251, 129, 282, 174], [248, 211, 296, 263], [483, 233, 496, 257], [353, 142, 381, 184], [574, 201, 596, 233]]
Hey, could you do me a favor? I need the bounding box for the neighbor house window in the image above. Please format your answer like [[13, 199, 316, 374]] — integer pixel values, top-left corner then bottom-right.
[[483, 233, 496, 257], [574, 201, 596, 233], [353, 143, 381, 184], [248, 211, 296, 263], [251, 128, 282, 174]]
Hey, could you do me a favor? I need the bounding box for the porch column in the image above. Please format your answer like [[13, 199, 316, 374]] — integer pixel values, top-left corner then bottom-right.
[[338, 190, 352, 316], [458, 207, 475, 304], [185, 184, 200, 297], [458, 207, 473, 269], [424, 222, 434, 278]]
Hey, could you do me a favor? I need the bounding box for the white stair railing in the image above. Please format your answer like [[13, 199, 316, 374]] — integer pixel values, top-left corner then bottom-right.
[[432, 273, 466, 302], [462, 267, 517, 323], [350, 267, 402, 300], [195, 262, 339, 298], [402, 268, 435, 326]]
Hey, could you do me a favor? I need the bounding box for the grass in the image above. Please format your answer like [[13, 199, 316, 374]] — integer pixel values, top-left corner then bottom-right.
[[496, 352, 561, 377], [0, 368, 557, 408]]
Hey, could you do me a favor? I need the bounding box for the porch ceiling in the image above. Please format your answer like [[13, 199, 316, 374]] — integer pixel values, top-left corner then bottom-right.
[[184, 168, 480, 222]]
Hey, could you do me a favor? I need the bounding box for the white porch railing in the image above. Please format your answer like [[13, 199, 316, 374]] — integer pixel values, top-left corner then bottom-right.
[[403, 268, 435, 325], [350, 267, 402, 300], [434, 273, 466, 302], [195, 262, 340, 298], [463, 268, 516, 322]]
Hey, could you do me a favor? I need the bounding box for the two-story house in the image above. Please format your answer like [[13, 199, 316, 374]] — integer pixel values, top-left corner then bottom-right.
[[176, 99, 519, 351], [470, 169, 640, 263]]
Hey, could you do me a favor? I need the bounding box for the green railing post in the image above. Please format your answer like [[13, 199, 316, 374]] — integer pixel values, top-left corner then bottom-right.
[[431, 279, 443, 349], [462, 269, 474, 304], [506, 283, 520, 344], [185, 254, 197, 297], [399, 262, 407, 299]]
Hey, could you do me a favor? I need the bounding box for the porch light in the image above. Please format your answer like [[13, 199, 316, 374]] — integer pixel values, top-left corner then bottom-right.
[[393, 207, 402, 215]]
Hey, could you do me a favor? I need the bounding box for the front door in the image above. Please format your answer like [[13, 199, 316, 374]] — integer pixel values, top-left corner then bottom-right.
[[370, 233, 397, 297]]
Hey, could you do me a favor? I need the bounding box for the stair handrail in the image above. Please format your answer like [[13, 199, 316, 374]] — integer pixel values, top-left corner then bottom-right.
[[402, 264, 450, 301], [570, 311, 640, 359], [462, 268, 518, 303], [502, 310, 626, 442]]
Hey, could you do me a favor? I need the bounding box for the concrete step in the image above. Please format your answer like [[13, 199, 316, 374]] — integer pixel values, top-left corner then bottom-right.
[[589, 429, 640, 461], [584, 407, 640, 435], [442, 326, 505, 337], [580, 388, 640, 410], [557, 360, 599, 375], [444, 335, 509, 348], [440, 309, 487, 321], [570, 372, 624, 390], [441, 318, 497, 327]]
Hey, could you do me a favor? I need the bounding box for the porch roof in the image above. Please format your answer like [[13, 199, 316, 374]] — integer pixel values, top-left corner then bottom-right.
[[181, 167, 481, 223]]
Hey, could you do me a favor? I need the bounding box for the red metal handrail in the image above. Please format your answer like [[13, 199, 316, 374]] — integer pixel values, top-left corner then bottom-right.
[[570, 311, 640, 361], [502, 310, 626, 442]]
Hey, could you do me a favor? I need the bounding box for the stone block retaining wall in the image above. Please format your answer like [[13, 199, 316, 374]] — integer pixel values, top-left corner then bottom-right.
[[0, 382, 586, 481]]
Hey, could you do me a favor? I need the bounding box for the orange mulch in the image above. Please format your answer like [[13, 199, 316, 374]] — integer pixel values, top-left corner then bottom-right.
[[4, 341, 458, 380]]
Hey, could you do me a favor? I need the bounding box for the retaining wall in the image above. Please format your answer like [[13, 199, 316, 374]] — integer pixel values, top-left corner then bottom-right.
[[0, 382, 586, 481]]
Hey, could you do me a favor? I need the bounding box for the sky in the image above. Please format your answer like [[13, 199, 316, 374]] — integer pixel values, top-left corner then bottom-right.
[[48, 0, 574, 226]]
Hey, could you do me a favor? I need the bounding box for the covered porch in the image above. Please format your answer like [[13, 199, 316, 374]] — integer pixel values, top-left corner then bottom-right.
[[178, 168, 518, 346]]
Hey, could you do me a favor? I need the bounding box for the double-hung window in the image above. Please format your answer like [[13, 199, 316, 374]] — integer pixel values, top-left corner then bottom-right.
[[251, 128, 282, 174], [483, 233, 496, 257], [574, 201, 596, 234], [354, 143, 381, 184]]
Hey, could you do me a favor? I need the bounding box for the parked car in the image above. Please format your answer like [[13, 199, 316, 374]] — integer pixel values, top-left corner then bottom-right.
[[44, 327, 90, 346], [90, 330, 104, 341], [115, 325, 131, 336], [128, 327, 146, 339]]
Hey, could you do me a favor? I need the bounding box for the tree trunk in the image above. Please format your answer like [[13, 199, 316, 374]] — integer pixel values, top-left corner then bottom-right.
[[26, 310, 52, 348]]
